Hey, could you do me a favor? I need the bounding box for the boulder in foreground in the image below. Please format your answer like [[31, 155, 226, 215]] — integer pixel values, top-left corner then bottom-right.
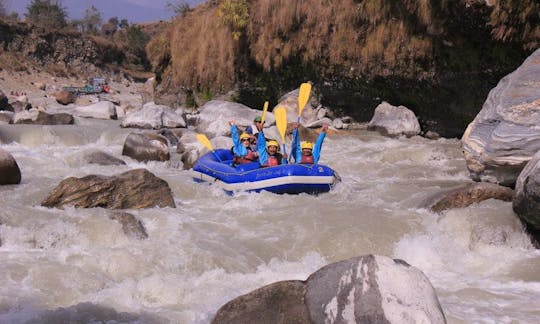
[[41, 168, 176, 209]]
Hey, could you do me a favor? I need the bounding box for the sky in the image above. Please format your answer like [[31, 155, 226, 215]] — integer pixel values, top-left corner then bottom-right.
[[6, 0, 204, 23]]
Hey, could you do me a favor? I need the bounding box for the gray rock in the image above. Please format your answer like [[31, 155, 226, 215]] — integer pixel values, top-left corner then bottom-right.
[[110, 212, 148, 240], [196, 100, 273, 137], [121, 102, 185, 129], [0, 111, 13, 124], [212, 281, 310, 324], [13, 110, 74, 125], [41, 168, 176, 209], [462, 49, 540, 186], [0, 148, 21, 185], [306, 255, 446, 324], [368, 101, 421, 137], [83, 150, 126, 166], [122, 132, 170, 162], [513, 150, 540, 231], [74, 101, 117, 120]]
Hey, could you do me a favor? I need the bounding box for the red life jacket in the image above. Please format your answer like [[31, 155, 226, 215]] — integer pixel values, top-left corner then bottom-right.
[[233, 149, 257, 164], [300, 154, 314, 164], [262, 153, 283, 167]]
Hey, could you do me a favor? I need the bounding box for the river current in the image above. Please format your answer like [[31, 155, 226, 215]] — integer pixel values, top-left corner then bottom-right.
[[1, 119, 539, 323]]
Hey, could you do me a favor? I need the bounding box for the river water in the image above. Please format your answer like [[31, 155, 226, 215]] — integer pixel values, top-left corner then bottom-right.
[[1, 119, 539, 323]]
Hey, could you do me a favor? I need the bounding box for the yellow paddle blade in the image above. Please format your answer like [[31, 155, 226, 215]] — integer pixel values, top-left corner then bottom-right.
[[261, 101, 269, 125], [274, 106, 287, 142], [196, 133, 213, 151], [298, 83, 312, 116]]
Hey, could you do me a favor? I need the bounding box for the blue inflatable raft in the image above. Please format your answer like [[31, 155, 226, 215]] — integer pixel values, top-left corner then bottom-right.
[[192, 149, 340, 194]]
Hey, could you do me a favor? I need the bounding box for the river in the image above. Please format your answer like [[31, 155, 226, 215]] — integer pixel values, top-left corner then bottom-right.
[[1, 119, 539, 323]]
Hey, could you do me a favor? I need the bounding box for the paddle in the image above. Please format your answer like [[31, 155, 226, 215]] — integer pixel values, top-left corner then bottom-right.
[[196, 133, 222, 162], [273, 105, 288, 164], [260, 101, 269, 125], [297, 82, 311, 123]]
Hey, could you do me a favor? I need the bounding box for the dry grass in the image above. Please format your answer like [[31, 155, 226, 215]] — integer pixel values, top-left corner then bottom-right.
[[490, 0, 540, 50]]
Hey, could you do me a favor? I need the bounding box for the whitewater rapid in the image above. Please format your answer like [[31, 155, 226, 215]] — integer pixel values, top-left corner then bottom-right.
[[1, 120, 539, 323]]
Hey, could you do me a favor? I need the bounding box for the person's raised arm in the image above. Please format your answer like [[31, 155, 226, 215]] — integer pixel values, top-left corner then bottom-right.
[[290, 122, 300, 163], [230, 120, 247, 156], [313, 124, 328, 164], [257, 131, 268, 166]]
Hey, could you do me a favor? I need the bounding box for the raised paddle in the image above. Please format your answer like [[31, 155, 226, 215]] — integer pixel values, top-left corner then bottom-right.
[[260, 101, 269, 125], [297, 82, 311, 123], [196, 133, 222, 162], [273, 105, 288, 164]]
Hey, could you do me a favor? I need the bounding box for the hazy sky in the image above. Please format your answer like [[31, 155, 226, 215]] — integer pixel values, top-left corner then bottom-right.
[[7, 0, 203, 23]]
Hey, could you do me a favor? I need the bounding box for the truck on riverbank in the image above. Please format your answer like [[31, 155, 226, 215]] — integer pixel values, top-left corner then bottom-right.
[[62, 77, 110, 95]]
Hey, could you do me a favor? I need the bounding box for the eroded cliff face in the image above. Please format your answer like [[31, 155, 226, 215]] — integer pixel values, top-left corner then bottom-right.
[[150, 0, 537, 137], [0, 20, 126, 77]]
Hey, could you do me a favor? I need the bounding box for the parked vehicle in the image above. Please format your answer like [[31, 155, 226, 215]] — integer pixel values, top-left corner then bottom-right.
[[62, 77, 110, 95]]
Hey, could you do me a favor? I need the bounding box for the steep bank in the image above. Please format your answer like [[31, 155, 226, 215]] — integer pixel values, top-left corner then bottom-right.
[[149, 0, 537, 137]]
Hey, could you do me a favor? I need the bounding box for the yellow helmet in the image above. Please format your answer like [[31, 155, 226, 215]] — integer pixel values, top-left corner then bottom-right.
[[266, 140, 279, 148], [301, 141, 313, 150], [240, 133, 250, 140]]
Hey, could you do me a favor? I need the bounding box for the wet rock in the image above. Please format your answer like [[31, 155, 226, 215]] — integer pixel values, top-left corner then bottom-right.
[[213, 255, 446, 324], [513, 150, 540, 231], [158, 129, 183, 146], [13, 110, 74, 125], [368, 101, 421, 138], [306, 255, 446, 324], [0, 148, 21, 185], [461, 49, 540, 187], [430, 182, 514, 213], [212, 281, 309, 324], [122, 132, 170, 162], [0, 111, 13, 124], [83, 150, 126, 166], [110, 212, 148, 240], [0, 90, 10, 111], [41, 168, 176, 209]]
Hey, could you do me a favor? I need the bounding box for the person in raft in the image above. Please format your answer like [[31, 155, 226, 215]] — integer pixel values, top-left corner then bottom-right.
[[246, 116, 264, 151], [229, 120, 259, 165], [290, 123, 328, 164], [256, 130, 288, 167]]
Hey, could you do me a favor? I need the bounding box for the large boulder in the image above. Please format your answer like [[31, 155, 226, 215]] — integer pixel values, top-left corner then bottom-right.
[[461, 49, 540, 186], [277, 87, 317, 124], [213, 255, 446, 324], [0, 148, 21, 185], [121, 102, 185, 129], [54, 90, 76, 105], [368, 101, 421, 137], [196, 100, 275, 137], [12, 110, 74, 125], [73, 101, 117, 120], [429, 182, 514, 213], [513, 150, 540, 232], [122, 132, 170, 162], [41, 168, 176, 209]]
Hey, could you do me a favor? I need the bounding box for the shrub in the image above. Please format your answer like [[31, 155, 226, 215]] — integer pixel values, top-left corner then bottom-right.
[[25, 0, 67, 29]]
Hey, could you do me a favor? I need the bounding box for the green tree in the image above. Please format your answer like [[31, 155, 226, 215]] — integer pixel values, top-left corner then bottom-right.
[[25, 0, 67, 29], [218, 0, 249, 40], [82, 5, 101, 34], [119, 18, 129, 29], [165, 1, 192, 17]]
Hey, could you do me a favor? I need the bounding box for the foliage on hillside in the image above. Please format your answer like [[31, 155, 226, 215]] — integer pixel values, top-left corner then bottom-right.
[[489, 0, 540, 50]]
